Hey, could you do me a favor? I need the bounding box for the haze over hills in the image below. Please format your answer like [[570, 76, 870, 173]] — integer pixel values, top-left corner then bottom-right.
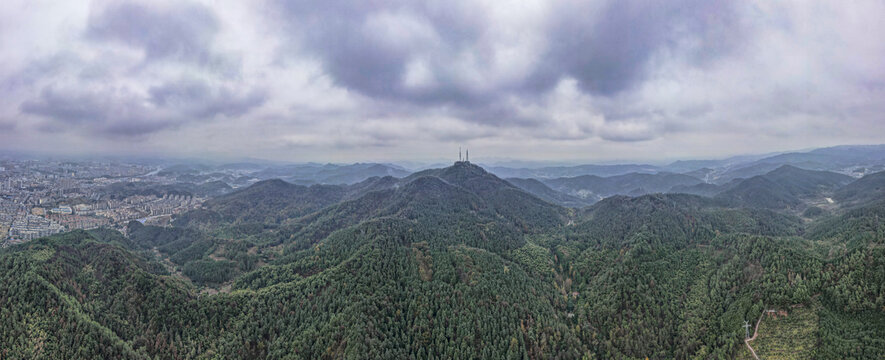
[[99, 144, 884, 210], [483, 145, 885, 181], [2, 157, 885, 358], [506, 178, 594, 208], [2, 147, 885, 359], [715, 165, 854, 211], [4, 0, 885, 356], [833, 170, 885, 209], [542, 172, 704, 202]]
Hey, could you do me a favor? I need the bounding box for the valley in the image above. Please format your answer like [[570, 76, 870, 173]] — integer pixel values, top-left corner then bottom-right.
[[2, 153, 884, 359]]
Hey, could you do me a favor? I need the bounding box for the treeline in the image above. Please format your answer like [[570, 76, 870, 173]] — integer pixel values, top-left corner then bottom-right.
[[1, 167, 884, 358]]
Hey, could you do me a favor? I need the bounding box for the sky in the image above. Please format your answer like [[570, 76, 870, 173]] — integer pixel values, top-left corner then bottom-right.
[[1, 0, 884, 163]]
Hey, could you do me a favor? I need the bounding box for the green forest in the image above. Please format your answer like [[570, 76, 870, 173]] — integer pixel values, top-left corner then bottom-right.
[[1, 162, 883, 359]]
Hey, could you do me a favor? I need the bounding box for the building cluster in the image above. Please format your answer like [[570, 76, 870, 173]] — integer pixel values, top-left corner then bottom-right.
[[7, 215, 66, 244], [0, 159, 208, 247]]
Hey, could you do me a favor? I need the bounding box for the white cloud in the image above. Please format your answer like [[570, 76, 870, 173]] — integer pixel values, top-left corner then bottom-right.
[[0, 0, 883, 162]]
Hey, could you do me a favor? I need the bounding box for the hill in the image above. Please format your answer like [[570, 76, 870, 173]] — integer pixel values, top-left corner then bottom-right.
[[668, 182, 725, 196], [833, 171, 885, 208], [199, 179, 346, 224], [716, 165, 853, 210], [2, 162, 884, 359], [544, 172, 703, 202], [486, 163, 659, 179], [506, 177, 593, 207], [252, 163, 410, 185], [705, 145, 885, 184], [97, 180, 233, 199]]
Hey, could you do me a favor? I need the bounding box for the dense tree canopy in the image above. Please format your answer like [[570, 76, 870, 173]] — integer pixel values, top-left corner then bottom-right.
[[1, 163, 883, 359]]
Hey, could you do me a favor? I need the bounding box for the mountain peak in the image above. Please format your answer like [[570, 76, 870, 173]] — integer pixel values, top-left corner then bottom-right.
[[444, 160, 489, 175], [769, 164, 803, 174]]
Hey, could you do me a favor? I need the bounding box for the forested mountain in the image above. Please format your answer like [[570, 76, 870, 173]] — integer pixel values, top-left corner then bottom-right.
[[252, 163, 411, 185], [544, 172, 703, 202], [833, 170, 885, 208], [744, 145, 885, 173], [486, 163, 659, 179], [716, 165, 853, 210], [506, 177, 594, 207], [668, 181, 725, 196], [197, 179, 347, 224], [2, 162, 884, 359], [98, 180, 234, 199]]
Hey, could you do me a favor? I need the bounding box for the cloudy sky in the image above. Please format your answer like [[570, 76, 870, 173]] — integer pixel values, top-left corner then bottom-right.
[[1, 0, 883, 163]]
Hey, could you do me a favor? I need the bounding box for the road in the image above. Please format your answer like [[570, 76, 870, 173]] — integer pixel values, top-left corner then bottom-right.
[[745, 310, 766, 360]]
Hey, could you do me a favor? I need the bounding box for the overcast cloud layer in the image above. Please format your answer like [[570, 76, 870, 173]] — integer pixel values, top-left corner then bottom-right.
[[1, 0, 883, 162]]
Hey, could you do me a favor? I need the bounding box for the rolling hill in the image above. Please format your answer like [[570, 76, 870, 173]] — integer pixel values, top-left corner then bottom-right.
[[506, 177, 594, 207], [486, 163, 659, 179], [2, 162, 884, 359], [544, 172, 704, 202], [716, 165, 853, 210], [833, 171, 885, 208]]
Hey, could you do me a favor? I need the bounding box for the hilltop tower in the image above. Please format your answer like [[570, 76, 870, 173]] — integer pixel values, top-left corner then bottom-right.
[[466, 149, 469, 162]]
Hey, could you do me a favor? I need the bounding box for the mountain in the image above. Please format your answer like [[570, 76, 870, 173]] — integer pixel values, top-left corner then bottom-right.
[[98, 180, 233, 199], [198, 179, 346, 224], [485, 163, 659, 179], [252, 163, 410, 185], [710, 162, 787, 184], [668, 182, 725, 197], [313, 163, 411, 184], [833, 171, 885, 208], [482, 144, 885, 187], [402, 161, 567, 230], [215, 162, 267, 171], [661, 151, 779, 173], [544, 172, 703, 202], [157, 163, 213, 176], [756, 145, 885, 173], [701, 145, 885, 184], [0, 230, 203, 359], [716, 165, 853, 210], [506, 177, 594, 207], [3, 162, 885, 359]]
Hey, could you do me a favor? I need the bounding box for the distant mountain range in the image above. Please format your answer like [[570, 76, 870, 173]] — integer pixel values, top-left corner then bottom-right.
[[714, 165, 854, 210], [483, 144, 885, 181], [158, 162, 410, 187], [150, 144, 885, 212], [540, 172, 703, 202], [5, 159, 883, 358]]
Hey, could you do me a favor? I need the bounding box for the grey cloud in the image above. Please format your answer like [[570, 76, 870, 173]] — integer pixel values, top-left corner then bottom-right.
[[20, 87, 114, 124], [544, 0, 743, 96], [20, 79, 265, 137], [20, 86, 175, 137], [2, 52, 81, 92], [273, 0, 744, 100], [451, 102, 545, 128], [275, 0, 504, 105], [272, 0, 745, 136], [4, 0, 883, 160], [86, 1, 237, 72], [598, 125, 657, 142], [0, 120, 15, 132], [102, 119, 175, 137], [149, 78, 267, 118]]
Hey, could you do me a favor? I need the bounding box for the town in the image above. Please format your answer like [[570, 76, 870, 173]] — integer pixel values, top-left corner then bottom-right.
[[0, 159, 210, 247]]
